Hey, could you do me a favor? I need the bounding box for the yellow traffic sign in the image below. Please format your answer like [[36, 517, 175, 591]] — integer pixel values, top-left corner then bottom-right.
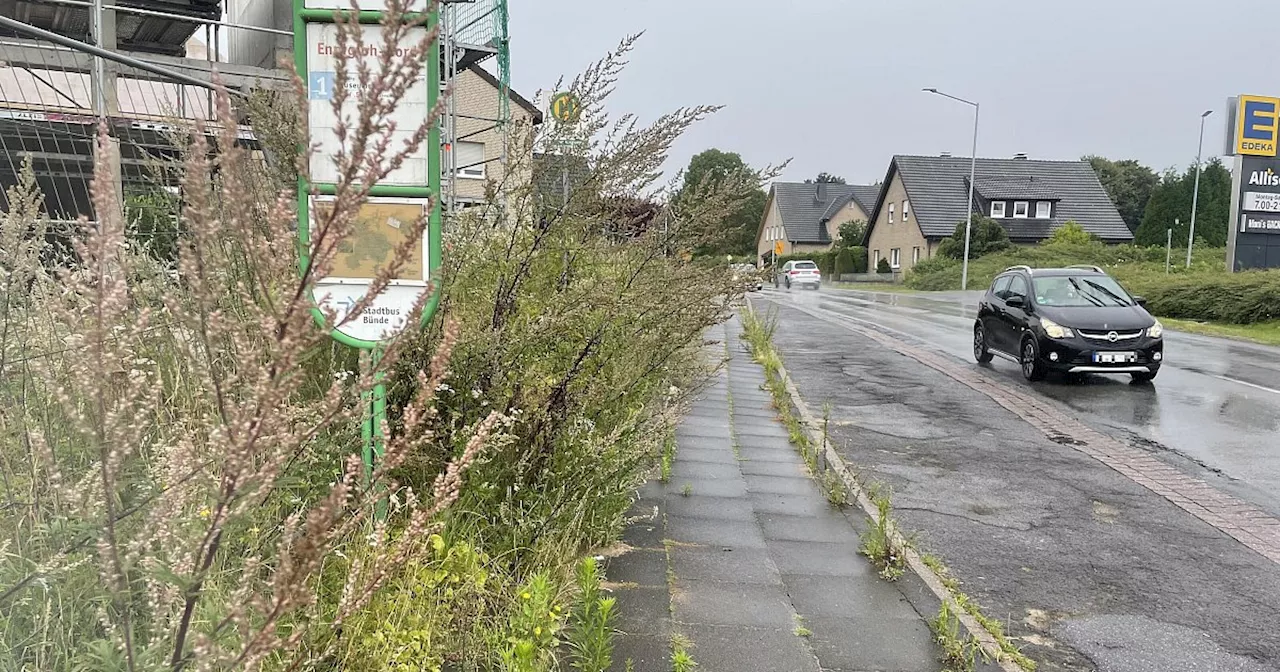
[[551, 92, 582, 123], [774, 240, 784, 255]]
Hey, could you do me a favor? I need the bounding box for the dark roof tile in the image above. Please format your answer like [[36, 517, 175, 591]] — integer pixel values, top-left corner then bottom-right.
[[772, 182, 860, 243], [888, 155, 1131, 242]]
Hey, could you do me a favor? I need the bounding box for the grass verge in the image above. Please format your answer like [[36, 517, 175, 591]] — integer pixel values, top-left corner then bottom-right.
[[1161, 317, 1280, 347], [738, 306, 844, 504]]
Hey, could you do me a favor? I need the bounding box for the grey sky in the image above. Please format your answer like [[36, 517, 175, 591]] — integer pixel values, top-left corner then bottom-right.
[[509, 0, 1277, 186]]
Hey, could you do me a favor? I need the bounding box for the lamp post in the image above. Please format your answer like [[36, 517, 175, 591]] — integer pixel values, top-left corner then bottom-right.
[[1187, 109, 1213, 268], [924, 88, 980, 290]]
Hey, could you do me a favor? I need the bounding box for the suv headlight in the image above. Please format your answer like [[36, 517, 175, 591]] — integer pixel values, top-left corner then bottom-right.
[[1147, 320, 1164, 338], [1040, 317, 1074, 339]]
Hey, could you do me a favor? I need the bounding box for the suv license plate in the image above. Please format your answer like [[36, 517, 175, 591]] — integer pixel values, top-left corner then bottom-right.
[[1093, 351, 1136, 364]]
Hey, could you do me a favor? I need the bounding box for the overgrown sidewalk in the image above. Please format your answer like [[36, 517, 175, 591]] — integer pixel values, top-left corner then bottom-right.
[[605, 316, 940, 672]]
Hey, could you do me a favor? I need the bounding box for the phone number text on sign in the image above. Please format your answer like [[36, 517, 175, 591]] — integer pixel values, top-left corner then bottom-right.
[[1244, 191, 1280, 212]]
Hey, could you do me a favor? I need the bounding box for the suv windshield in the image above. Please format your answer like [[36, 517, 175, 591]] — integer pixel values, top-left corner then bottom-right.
[[1032, 275, 1134, 307], [793, 262, 817, 270]]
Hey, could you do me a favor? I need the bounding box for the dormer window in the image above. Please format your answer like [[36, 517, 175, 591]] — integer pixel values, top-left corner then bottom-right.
[[1012, 201, 1029, 218], [990, 201, 1006, 218], [1036, 201, 1052, 219]]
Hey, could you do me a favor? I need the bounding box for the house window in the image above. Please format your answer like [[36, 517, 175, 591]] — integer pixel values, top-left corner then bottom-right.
[[890, 248, 901, 268], [456, 141, 485, 179], [1012, 201, 1029, 218], [888, 203, 895, 224], [990, 201, 1006, 218], [912, 246, 921, 264], [873, 249, 880, 266], [902, 200, 910, 220], [1036, 201, 1052, 219]]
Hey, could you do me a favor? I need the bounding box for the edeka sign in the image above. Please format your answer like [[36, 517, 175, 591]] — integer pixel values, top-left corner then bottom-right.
[[1235, 95, 1280, 157]]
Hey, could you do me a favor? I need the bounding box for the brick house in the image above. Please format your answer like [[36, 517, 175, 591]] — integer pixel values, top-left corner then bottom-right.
[[755, 181, 881, 263], [863, 155, 1132, 273], [448, 65, 544, 211]]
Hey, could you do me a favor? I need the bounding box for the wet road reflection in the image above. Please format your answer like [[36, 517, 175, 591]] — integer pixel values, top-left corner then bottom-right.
[[759, 286, 1280, 515]]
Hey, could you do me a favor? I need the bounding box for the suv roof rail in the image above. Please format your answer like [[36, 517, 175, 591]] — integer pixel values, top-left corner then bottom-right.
[[1003, 265, 1033, 274], [1066, 264, 1105, 273]]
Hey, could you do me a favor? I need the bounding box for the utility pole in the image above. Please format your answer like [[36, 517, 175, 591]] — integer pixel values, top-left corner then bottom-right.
[[924, 88, 980, 290], [1187, 110, 1213, 268]]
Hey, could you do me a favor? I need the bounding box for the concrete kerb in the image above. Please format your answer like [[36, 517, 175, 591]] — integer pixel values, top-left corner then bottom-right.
[[742, 299, 1022, 672]]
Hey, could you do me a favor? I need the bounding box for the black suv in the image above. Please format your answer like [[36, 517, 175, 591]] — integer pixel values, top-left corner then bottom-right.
[[973, 265, 1164, 383]]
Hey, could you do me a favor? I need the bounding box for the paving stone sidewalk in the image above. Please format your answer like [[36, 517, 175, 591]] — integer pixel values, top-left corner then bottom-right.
[[606, 317, 941, 672]]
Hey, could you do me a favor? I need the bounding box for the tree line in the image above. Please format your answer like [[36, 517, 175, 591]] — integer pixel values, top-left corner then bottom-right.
[[1085, 155, 1232, 247], [668, 149, 1234, 260]]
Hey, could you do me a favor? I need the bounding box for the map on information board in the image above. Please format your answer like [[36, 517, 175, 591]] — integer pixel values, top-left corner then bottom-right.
[[306, 22, 431, 187], [314, 201, 426, 282]]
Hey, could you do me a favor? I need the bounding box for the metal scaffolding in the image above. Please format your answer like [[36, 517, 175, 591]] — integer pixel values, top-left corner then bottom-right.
[[439, 0, 509, 214]]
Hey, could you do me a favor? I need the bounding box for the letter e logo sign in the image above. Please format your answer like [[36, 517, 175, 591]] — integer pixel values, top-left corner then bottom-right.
[[1236, 95, 1280, 157]]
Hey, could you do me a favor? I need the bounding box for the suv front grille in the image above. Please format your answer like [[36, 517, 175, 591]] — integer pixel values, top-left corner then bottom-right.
[[1077, 329, 1143, 341]]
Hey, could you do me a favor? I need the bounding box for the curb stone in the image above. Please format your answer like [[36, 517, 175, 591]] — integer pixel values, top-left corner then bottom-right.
[[743, 298, 1021, 672]]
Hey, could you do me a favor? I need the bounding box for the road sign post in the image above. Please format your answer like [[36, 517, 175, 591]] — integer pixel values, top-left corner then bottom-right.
[[293, 0, 441, 492]]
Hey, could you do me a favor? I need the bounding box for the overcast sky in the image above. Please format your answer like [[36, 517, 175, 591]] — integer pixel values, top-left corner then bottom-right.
[[508, 0, 1277, 186]]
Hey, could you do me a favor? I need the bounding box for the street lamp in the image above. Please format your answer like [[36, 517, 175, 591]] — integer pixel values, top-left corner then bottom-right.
[[1187, 109, 1213, 268], [924, 88, 980, 290]]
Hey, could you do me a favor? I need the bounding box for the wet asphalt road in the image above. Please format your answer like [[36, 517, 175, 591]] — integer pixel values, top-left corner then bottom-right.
[[763, 285, 1280, 517], [745, 287, 1280, 671]]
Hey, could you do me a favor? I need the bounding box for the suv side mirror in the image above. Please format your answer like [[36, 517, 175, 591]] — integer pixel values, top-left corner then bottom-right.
[[1131, 295, 1147, 307], [1005, 295, 1026, 308]]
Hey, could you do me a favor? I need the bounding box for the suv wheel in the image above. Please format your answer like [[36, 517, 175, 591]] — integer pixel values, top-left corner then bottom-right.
[[785, 278, 791, 290], [973, 325, 993, 363], [1020, 338, 1046, 381]]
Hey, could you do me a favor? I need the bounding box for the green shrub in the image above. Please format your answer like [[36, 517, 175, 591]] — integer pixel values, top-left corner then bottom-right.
[[849, 246, 869, 273], [876, 257, 892, 274], [1044, 220, 1097, 246], [1144, 271, 1280, 324], [905, 243, 1226, 293], [834, 248, 855, 276], [936, 216, 1011, 260]]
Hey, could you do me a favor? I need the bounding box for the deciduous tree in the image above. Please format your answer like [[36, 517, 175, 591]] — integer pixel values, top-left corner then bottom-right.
[[675, 149, 768, 256], [1085, 155, 1159, 232], [805, 172, 846, 184], [1136, 159, 1231, 247]]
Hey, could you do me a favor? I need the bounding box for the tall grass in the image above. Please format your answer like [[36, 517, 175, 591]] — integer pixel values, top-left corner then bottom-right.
[[0, 14, 767, 672]]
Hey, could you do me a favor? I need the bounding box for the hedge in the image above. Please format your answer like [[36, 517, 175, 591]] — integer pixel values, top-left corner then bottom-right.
[[1143, 271, 1280, 324]]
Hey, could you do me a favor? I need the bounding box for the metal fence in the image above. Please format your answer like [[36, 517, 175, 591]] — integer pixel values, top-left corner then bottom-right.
[[0, 0, 290, 241]]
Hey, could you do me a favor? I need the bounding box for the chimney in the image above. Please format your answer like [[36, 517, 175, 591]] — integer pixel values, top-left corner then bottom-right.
[[940, 151, 952, 158], [1013, 153, 1028, 160]]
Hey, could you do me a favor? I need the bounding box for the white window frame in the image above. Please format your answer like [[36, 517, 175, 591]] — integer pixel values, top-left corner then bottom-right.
[[902, 199, 910, 220], [455, 141, 486, 179], [990, 201, 1006, 218], [890, 248, 901, 269], [873, 249, 880, 265], [1012, 201, 1029, 219], [912, 246, 921, 264], [1036, 201, 1052, 219], [888, 203, 895, 224]]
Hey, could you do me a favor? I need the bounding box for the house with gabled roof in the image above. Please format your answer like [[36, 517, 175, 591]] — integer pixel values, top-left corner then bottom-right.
[[863, 154, 1132, 273], [755, 181, 881, 262]]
